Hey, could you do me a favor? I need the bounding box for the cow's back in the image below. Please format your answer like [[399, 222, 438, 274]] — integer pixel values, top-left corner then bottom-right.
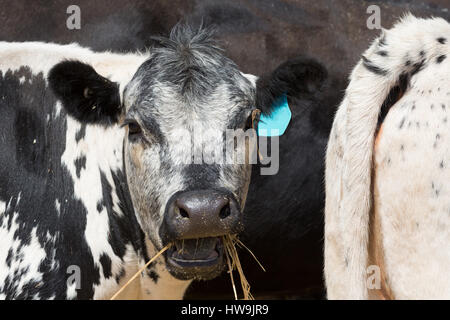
[[372, 53, 450, 299]]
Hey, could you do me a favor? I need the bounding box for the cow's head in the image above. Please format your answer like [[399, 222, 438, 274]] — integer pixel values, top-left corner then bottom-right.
[[48, 24, 326, 280]]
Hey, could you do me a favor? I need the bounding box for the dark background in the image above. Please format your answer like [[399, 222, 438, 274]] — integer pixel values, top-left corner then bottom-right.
[[1, 0, 449, 98], [1, 0, 448, 299]]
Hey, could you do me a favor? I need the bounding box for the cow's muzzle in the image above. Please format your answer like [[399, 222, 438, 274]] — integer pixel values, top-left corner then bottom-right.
[[161, 189, 243, 280]]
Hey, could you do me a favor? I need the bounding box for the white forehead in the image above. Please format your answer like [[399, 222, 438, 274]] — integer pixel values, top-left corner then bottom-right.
[[126, 68, 255, 130], [153, 82, 241, 128]]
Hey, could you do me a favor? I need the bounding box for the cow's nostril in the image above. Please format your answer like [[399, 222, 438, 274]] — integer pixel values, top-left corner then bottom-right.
[[219, 203, 231, 219], [175, 206, 190, 219], [179, 208, 189, 218]]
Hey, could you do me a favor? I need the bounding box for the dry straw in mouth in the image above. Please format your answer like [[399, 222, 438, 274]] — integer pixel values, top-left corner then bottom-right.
[[110, 236, 264, 300], [223, 234, 266, 300]]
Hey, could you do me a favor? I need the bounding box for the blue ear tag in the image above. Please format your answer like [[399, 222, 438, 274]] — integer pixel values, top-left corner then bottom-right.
[[257, 94, 291, 136]]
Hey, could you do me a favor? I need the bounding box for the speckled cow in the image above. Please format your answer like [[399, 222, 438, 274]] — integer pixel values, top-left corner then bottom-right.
[[325, 14, 450, 299], [0, 24, 321, 299]]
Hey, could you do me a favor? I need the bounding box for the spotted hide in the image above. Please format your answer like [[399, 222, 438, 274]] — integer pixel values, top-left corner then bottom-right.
[[325, 14, 450, 299], [0, 42, 166, 299], [0, 24, 325, 299]]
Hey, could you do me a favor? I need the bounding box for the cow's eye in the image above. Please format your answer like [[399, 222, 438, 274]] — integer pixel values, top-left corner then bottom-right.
[[129, 122, 141, 135], [124, 120, 142, 141]]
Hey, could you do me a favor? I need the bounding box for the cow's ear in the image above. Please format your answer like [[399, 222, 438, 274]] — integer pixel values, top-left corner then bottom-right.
[[256, 57, 327, 115], [48, 60, 121, 125]]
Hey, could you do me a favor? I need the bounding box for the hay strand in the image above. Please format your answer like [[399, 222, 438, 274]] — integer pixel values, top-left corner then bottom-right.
[[224, 241, 238, 300], [110, 244, 171, 300], [223, 235, 254, 300], [233, 237, 266, 272]]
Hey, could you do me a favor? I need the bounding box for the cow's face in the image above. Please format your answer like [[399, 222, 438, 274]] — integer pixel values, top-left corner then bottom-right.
[[48, 24, 327, 281], [120, 29, 258, 280]]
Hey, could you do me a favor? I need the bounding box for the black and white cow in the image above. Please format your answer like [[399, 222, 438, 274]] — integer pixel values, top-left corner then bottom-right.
[[0, 24, 325, 299]]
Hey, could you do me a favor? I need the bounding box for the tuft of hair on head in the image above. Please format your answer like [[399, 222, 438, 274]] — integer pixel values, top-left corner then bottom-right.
[[48, 60, 121, 125], [150, 21, 221, 54], [256, 57, 328, 115], [143, 21, 239, 99]]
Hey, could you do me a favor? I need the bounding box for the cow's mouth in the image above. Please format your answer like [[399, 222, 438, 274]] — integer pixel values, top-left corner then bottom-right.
[[165, 237, 225, 280]]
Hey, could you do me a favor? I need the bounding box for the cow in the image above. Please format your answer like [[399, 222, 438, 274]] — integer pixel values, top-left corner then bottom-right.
[[1, 0, 449, 300], [0, 23, 326, 299], [325, 14, 450, 299]]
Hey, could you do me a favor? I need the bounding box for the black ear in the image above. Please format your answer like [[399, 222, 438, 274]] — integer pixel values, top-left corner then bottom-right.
[[48, 60, 121, 125], [256, 57, 327, 115]]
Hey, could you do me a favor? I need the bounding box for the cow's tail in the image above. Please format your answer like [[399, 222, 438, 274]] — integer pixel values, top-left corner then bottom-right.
[[324, 14, 450, 299]]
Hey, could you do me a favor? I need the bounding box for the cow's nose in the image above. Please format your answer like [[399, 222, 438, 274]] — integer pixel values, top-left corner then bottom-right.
[[165, 190, 243, 240]]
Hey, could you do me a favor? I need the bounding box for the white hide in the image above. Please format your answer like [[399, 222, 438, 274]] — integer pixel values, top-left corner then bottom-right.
[[325, 14, 450, 299]]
